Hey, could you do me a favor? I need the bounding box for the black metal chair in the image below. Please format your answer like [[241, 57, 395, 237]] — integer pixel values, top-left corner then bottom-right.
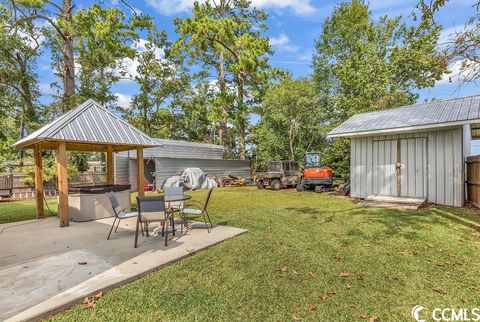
[[164, 187, 185, 210], [106, 191, 142, 240], [135, 195, 174, 248], [181, 188, 214, 233], [164, 186, 187, 232]]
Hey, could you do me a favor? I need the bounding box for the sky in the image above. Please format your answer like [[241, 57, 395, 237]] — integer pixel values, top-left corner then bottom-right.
[[26, 0, 480, 160], [36, 0, 479, 110]]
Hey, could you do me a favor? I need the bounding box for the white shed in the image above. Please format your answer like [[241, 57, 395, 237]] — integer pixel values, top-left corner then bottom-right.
[[328, 95, 480, 207]]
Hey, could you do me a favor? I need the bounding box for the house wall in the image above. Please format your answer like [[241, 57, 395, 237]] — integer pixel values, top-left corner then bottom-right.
[[115, 154, 251, 191], [154, 158, 251, 187], [129, 159, 137, 191], [114, 153, 130, 185], [463, 124, 472, 158], [116, 140, 224, 190], [122, 140, 224, 160], [350, 127, 464, 206]]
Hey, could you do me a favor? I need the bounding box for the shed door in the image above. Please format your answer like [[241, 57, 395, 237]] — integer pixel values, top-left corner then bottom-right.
[[399, 138, 427, 198], [372, 140, 398, 196]]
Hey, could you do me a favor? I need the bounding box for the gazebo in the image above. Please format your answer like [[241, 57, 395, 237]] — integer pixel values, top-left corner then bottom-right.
[[12, 99, 159, 227]]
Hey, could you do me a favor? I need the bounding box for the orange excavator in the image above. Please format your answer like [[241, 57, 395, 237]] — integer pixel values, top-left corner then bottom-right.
[[296, 152, 334, 192]]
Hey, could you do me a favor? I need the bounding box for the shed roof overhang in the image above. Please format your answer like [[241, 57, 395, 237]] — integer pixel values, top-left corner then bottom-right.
[[327, 120, 479, 138], [12, 99, 160, 151], [327, 94, 480, 138]]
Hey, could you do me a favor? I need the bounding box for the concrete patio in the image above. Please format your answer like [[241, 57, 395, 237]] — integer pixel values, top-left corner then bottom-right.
[[0, 216, 246, 321]]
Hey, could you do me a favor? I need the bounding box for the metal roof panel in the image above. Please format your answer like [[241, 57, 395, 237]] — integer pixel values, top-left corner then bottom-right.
[[13, 99, 159, 148], [328, 94, 480, 137]]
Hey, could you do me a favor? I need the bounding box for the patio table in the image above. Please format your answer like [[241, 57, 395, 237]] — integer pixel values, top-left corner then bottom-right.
[[164, 194, 192, 203], [165, 194, 191, 234], [146, 194, 191, 235]]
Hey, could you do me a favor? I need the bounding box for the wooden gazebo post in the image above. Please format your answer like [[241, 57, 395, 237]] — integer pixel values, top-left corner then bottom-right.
[[57, 142, 69, 227], [34, 144, 44, 219], [137, 147, 144, 196], [106, 145, 114, 185]]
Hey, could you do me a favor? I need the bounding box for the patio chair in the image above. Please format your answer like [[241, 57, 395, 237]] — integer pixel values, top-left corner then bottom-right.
[[106, 191, 143, 240], [164, 186, 185, 210], [135, 196, 174, 248], [164, 186, 186, 232], [181, 188, 214, 233]]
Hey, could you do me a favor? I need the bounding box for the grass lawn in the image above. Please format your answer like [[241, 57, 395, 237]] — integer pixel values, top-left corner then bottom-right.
[[2, 187, 480, 321], [0, 198, 57, 224]]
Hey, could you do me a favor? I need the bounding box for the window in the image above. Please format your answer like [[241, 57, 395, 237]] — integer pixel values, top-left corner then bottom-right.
[[268, 162, 282, 172], [305, 153, 321, 168]]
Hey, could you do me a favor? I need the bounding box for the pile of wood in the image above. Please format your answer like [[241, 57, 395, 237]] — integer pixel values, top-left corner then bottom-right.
[[216, 175, 247, 187], [337, 179, 350, 196]]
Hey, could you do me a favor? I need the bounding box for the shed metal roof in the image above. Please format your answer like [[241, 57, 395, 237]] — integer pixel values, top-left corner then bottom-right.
[[13, 99, 159, 150], [121, 139, 224, 160], [328, 94, 480, 138]]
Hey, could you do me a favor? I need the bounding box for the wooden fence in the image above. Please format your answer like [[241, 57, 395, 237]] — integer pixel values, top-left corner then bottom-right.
[[0, 171, 107, 199], [466, 155, 480, 207]]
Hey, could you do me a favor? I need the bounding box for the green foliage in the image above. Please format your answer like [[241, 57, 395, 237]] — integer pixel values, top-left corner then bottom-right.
[[254, 75, 325, 170], [418, 0, 480, 83], [70, 152, 90, 172], [313, 0, 448, 181], [182, 81, 217, 143], [18, 152, 78, 185], [0, 2, 42, 152], [0, 137, 18, 172], [73, 4, 153, 107], [127, 28, 193, 139], [175, 0, 279, 158]]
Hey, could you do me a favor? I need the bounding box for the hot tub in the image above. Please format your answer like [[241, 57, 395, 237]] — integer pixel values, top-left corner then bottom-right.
[[67, 185, 131, 222]]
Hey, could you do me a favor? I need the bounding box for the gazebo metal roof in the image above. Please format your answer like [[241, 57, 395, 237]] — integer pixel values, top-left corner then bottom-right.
[[13, 99, 159, 151]]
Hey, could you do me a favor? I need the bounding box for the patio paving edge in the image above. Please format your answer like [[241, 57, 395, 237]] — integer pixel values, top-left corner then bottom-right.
[[6, 225, 247, 322]]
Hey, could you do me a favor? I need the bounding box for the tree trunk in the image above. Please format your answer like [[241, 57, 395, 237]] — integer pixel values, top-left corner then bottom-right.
[[18, 55, 36, 166], [143, 105, 148, 134], [217, 1, 228, 153], [19, 116, 25, 166], [218, 50, 228, 153], [62, 0, 75, 112], [289, 125, 295, 161], [237, 78, 246, 160]]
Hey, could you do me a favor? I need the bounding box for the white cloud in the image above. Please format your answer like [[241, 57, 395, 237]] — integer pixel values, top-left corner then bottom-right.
[[369, 0, 417, 19], [39, 83, 52, 95], [117, 39, 165, 81], [145, 0, 195, 15], [269, 33, 299, 52], [145, 0, 316, 16], [439, 26, 459, 45], [298, 50, 313, 61], [438, 60, 476, 85], [110, 0, 142, 14], [134, 39, 165, 58], [368, 0, 415, 11], [115, 93, 132, 108], [252, 0, 316, 15]]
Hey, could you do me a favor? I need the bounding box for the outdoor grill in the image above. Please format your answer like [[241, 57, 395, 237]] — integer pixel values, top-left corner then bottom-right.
[[68, 184, 131, 222], [68, 184, 131, 194]]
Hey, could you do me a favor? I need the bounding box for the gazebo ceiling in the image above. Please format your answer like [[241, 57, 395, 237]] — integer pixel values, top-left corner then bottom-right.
[[12, 99, 159, 152]]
